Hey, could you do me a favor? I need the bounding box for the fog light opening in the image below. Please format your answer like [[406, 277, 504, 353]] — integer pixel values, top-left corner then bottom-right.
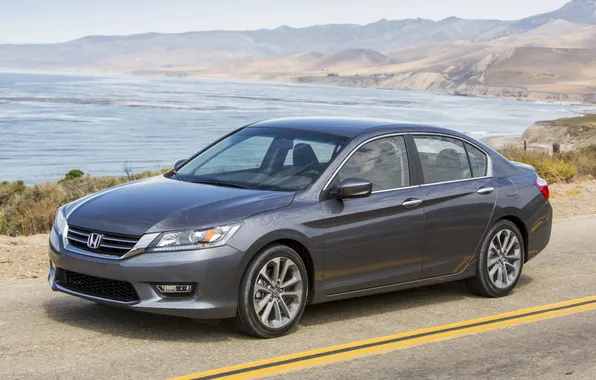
[[154, 284, 196, 297]]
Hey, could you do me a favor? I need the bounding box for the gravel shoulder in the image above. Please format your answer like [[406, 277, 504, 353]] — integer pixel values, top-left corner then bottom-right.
[[1, 181, 595, 281]]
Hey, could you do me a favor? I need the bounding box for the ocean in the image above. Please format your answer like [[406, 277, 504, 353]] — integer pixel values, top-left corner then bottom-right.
[[0, 70, 591, 184]]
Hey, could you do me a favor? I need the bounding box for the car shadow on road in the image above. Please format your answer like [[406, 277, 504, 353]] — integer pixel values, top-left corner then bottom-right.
[[42, 275, 534, 341], [299, 274, 535, 327], [43, 298, 237, 342]]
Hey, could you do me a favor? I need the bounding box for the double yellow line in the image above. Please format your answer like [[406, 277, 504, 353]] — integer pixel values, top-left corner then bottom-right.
[[171, 296, 596, 380]]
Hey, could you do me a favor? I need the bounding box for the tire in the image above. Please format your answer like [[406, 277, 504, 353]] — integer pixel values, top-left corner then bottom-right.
[[235, 244, 308, 338], [466, 220, 525, 297]]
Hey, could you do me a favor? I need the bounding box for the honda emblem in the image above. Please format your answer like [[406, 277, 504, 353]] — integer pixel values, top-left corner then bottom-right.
[[87, 233, 102, 249]]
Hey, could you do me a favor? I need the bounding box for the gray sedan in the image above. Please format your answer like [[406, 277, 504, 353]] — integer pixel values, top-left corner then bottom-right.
[[48, 117, 552, 338]]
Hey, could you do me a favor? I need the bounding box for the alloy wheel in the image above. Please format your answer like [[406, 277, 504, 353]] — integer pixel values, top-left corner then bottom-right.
[[487, 229, 522, 289], [252, 257, 304, 329]]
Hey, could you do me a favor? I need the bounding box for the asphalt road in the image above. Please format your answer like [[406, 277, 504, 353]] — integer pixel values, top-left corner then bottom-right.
[[1, 215, 595, 380]]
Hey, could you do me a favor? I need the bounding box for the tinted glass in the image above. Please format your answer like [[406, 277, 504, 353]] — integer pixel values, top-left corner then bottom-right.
[[413, 135, 472, 184], [284, 139, 338, 166], [195, 136, 274, 175], [465, 142, 488, 177], [177, 127, 348, 191], [338, 136, 410, 191]]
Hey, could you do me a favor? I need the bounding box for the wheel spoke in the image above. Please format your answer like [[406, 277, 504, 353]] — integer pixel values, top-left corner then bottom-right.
[[282, 290, 301, 299], [487, 256, 500, 268], [278, 297, 292, 318], [281, 276, 301, 289], [255, 294, 271, 313], [489, 262, 500, 278], [273, 299, 283, 325], [260, 300, 274, 324], [488, 242, 499, 256], [496, 266, 503, 285], [505, 251, 519, 261], [258, 268, 275, 287], [255, 283, 271, 295], [270, 258, 281, 283], [504, 236, 517, 256], [501, 266, 509, 286], [493, 231, 504, 251], [504, 261, 517, 271], [279, 259, 291, 284], [501, 230, 511, 254]]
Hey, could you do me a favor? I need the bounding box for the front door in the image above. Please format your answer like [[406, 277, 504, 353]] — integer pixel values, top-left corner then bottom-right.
[[319, 135, 424, 295], [411, 134, 497, 278]]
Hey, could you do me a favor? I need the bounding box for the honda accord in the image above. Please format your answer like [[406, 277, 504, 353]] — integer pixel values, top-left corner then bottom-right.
[[48, 117, 552, 338]]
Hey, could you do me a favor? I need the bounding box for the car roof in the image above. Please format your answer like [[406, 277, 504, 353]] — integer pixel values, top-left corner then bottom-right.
[[247, 116, 455, 138]]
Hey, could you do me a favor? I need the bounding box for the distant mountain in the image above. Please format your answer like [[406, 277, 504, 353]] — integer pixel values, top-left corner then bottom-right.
[[0, 17, 507, 71], [478, 0, 596, 40], [1, 0, 596, 103], [520, 0, 596, 27], [2, 1, 595, 70]]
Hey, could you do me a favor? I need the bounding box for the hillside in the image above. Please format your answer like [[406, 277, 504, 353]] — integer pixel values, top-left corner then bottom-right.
[[522, 114, 596, 150], [2, 0, 596, 103]]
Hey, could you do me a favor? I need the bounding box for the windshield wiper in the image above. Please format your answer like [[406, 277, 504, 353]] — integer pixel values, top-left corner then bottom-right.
[[191, 179, 251, 189]]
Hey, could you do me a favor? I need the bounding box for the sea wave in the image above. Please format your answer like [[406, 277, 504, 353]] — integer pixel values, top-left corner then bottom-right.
[[0, 113, 122, 123]]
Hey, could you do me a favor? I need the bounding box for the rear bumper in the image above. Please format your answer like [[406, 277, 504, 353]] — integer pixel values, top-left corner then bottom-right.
[[526, 201, 553, 261], [48, 229, 245, 319]]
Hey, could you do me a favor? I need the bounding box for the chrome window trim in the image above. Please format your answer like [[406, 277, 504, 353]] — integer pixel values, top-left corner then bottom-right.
[[63, 224, 160, 261], [419, 175, 492, 188], [370, 185, 420, 195], [322, 131, 493, 193]]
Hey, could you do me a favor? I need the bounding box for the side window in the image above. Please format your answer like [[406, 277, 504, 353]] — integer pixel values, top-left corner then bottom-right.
[[464, 142, 488, 177], [413, 136, 472, 184], [194, 136, 274, 175], [338, 136, 410, 191]]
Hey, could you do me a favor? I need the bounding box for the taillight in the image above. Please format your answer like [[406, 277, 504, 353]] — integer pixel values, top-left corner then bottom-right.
[[534, 176, 549, 200]]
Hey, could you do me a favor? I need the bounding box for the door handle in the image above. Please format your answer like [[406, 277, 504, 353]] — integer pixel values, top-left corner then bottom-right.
[[402, 198, 423, 208], [477, 187, 495, 195]]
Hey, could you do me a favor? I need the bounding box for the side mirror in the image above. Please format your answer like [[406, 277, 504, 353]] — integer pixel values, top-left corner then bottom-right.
[[331, 178, 373, 199], [174, 158, 187, 170]]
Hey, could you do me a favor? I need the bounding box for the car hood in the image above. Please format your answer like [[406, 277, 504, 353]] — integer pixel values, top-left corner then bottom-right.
[[65, 176, 295, 236]]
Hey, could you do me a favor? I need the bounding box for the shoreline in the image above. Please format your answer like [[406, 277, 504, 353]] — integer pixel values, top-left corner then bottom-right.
[[3, 66, 596, 108]]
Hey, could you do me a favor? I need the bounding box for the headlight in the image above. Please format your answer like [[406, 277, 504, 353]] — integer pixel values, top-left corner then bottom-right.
[[53, 206, 68, 235], [50, 206, 68, 249], [146, 223, 241, 252]]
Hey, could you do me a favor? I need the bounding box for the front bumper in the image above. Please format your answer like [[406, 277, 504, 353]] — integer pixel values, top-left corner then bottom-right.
[[48, 229, 245, 319]]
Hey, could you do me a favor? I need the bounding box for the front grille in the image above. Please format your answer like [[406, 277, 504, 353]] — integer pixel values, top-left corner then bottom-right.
[[67, 225, 140, 257], [56, 268, 140, 302]]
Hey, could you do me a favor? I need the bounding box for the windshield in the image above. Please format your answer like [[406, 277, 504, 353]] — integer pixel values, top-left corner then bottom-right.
[[175, 127, 349, 191]]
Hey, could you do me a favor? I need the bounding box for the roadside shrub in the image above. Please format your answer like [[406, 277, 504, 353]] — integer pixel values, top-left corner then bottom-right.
[[58, 169, 85, 183], [498, 145, 578, 184], [573, 145, 596, 178], [0, 167, 170, 236]]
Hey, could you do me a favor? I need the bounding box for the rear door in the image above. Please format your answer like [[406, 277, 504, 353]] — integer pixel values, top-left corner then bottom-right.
[[410, 134, 497, 278], [319, 135, 425, 294]]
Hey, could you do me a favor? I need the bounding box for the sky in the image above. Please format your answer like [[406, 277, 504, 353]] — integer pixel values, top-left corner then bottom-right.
[[0, 0, 571, 43]]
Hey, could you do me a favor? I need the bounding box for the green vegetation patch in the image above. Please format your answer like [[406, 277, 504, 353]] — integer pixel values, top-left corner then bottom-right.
[[554, 114, 596, 128]]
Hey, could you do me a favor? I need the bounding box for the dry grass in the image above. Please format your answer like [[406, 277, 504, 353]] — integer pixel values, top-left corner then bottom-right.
[[0, 169, 169, 236], [498, 144, 596, 184], [555, 114, 596, 127]]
